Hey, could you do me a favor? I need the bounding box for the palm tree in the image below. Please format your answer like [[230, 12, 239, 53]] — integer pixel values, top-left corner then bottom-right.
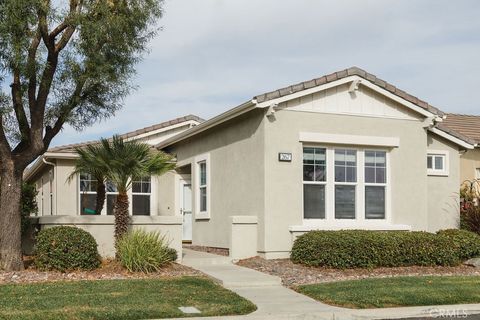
[[97, 135, 175, 248], [68, 144, 109, 215]]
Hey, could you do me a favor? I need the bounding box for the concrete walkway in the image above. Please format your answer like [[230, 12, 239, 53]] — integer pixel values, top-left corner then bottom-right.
[[174, 249, 480, 320]]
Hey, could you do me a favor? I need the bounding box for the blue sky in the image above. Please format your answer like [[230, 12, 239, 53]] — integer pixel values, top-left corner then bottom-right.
[[52, 0, 480, 147]]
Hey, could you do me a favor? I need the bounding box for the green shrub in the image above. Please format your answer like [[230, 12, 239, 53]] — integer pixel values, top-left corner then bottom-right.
[[291, 230, 461, 269], [21, 183, 38, 235], [116, 229, 176, 273], [460, 205, 480, 235], [437, 229, 480, 260], [35, 226, 100, 271]]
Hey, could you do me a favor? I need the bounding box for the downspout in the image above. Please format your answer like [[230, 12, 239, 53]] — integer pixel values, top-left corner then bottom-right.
[[42, 157, 56, 215]]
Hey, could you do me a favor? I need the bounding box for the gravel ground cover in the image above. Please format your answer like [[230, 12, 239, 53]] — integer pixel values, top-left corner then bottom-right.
[[237, 257, 480, 287], [0, 258, 203, 284]]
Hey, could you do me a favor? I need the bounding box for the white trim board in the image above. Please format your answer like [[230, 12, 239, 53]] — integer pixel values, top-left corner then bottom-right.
[[299, 132, 400, 148], [429, 127, 474, 150]]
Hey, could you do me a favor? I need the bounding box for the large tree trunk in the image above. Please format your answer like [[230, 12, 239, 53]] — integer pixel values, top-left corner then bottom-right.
[[113, 192, 130, 255], [95, 181, 106, 215], [0, 166, 24, 271]]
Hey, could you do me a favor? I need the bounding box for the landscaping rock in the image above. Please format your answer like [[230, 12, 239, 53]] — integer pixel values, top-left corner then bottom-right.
[[237, 257, 480, 287], [464, 258, 480, 267]]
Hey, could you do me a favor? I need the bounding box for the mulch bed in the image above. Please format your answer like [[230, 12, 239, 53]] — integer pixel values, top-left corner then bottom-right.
[[0, 258, 203, 285], [183, 244, 229, 256], [237, 257, 480, 287]]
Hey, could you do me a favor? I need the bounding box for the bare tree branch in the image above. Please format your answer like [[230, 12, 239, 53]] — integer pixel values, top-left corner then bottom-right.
[[27, 30, 41, 112], [10, 71, 30, 142]]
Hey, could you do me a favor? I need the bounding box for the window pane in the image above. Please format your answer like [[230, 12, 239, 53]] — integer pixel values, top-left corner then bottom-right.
[[199, 162, 207, 186], [435, 156, 444, 170], [303, 148, 314, 165], [314, 165, 326, 182], [376, 168, 386, 184], [365, 167, 375, 183], [303, 165, 315, 181], [314, 149, 326, 165], [427, 156, 433, 169], [80, 180, 90, 192], [133, 195, 150, 216], [132, 181, 142, 193], [335, 149, 356, 183], [142, 181, 151, 193], [106, 181, 117, 193], [107, 194, 117, 215], [335, 165, 345, 182], [365, 151, 376, 167], [335, 185, 356, 219], [375, 152, 386, 167], [200, 187, 207, 212], [365, 186, 385, 219], [80, 194, 98, 215], [303, 184, 325, 219], [346, 167, 356, 183]]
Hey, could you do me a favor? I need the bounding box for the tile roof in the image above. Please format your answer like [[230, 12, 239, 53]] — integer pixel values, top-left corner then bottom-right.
[[442, 113, 480, 145], [253, 66, 444, 117], [48, 114, 204, 153]]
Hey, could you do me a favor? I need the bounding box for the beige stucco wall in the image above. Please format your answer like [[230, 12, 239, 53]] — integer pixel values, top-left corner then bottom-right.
[[460, 149, 480, 183], [36, 215, 183, 258], [261, 109, 436, 257], [167, 109, 266, 249]]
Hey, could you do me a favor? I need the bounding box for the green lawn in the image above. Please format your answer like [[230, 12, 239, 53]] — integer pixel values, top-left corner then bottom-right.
[[0, 277, 256, 320], [297, 276, 480, 309]]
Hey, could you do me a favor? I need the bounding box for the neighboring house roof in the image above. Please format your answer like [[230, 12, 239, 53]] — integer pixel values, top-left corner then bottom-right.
[[156, 66, 473, 149], [24, 114, 204, 181], [441, 113, 480, 146], [49, 114, 204, 153]]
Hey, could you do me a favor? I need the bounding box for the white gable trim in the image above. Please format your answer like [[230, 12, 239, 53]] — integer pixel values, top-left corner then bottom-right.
[[429, 127, 475, 150], [299, 132, 400, 148], [256, 75, 436, 118], [127, 120, 199, 141]]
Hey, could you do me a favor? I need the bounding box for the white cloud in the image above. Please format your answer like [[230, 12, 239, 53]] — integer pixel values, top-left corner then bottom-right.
[[52, 0, 480, 147]]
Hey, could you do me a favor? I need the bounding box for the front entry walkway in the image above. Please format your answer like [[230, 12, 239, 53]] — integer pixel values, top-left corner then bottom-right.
[[172, 249, 480, 320], [178, 249, 340, 319]]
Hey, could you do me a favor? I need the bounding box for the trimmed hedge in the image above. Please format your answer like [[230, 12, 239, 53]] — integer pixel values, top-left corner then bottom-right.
[[437, 229, 480, 260], [290, 230, 480, 269], [35, 226, 101, 272]]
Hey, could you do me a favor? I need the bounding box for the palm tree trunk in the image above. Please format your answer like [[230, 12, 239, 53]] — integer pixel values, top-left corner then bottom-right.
[[113, 192, 130, 254], [95, 181, 106, 214]]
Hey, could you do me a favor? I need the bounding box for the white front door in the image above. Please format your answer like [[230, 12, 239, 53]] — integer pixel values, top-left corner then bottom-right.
[[181, 181, 192, 241]]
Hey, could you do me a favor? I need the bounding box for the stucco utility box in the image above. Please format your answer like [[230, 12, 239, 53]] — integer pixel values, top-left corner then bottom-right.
[[229, 216, 258, 260]]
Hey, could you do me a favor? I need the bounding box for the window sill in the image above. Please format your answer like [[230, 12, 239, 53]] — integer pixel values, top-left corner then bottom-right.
[[427, 170, 449, 177], [195, 213, 210, 220], [289, 222, 411, 232]]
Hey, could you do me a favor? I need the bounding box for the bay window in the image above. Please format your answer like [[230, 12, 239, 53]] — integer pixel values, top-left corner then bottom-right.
[[302, 147, 389, 222]]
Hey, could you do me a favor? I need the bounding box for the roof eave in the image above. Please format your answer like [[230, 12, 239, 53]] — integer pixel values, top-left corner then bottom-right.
[[156, 100, 257, 149]]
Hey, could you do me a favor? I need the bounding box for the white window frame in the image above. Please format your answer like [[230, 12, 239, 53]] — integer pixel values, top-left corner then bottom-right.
[[194, 153, 210, 220], [77, 174, 153, 216], [78, 173, 99, 215], [302, 146, 391, 227], [427, 150, 449, 176], [476, 168, 480, 180], [131, 176, 152, 216], [302, 147, 327, 220], [333, 149, 358, 220]]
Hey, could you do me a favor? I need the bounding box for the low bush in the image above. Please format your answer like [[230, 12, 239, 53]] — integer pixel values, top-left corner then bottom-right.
[[460, 205, 480, 235], [116, 229, 176, 273], [291, 230, 464, 269], [437, 229, 480, 260], [35, 226, 100, 271]]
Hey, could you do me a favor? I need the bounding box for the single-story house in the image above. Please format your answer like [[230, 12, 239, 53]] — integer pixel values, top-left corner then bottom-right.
[[25, 67, 476, 259], [442, 114, 480, 184]]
